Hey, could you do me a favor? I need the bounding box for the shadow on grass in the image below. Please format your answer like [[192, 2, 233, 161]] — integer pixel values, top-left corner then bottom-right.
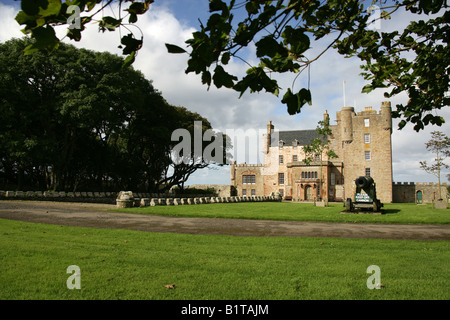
[[340, 208, 400, 215], [381, 209, 400, 214]]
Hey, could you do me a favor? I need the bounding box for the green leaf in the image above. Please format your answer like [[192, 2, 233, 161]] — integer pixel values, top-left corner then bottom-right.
[[67, 28, 82, 41], [283, 26, 310, 56], [99, 16, 122, 32], [24, 25, 59, 55], [15, 11, 36, 26], [221, 52, 231, 64], [213, 65, 237, 88], [165, 43, 187, 54], [282, 88, 311, 115], [245, 1, 260, 15], [21, 0, 41, 15], [129, 13, 137, 23], [127, 2, 148, 15], [282, 89, 299, 115], [361, 84, 373, 93], [256, 36, 280, 58], [122, 51, 136, 69], [298, 88, 312, 106], [201, 71, 212, 87], [209, 0, 227, 13], [39, 0, 61, 17], [121, 34, 142, 55]]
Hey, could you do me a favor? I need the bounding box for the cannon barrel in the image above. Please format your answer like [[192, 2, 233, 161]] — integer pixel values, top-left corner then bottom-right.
[[355, 176, 374, 189]]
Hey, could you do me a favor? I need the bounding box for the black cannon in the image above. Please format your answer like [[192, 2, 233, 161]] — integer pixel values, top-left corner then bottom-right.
[[345, 176, 383, 212]]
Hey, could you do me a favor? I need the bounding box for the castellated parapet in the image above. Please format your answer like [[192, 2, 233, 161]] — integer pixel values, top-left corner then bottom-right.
[[393, 182, 448, 203]]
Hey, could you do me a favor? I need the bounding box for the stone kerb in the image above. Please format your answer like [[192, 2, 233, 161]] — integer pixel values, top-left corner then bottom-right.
[[116, 191, 134, 208], [140, 198, 151, 207]]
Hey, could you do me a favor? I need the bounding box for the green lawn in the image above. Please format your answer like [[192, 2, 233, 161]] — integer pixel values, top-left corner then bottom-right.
[[0, 219, 448, 300], [113, 202, 450, 225]]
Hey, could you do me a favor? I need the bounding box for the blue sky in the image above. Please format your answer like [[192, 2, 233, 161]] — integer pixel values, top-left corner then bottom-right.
[[0, 0, 448, 185]]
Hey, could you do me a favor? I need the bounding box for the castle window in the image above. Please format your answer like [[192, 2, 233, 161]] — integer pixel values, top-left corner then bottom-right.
[[251, 189, 256, 196], [315, 154, 320, 161], [293, 155, 298, 162], [364, 118, 370, 127], [279, 189, 284, 197], [278, 173, 285, 185], [365, 151, 371, 160], [279, 155, 284, 164], [364, 134, 370, 143], [242, 189, 247, 196], [243, 175, 256, 184], [365, 168, 371, 176]]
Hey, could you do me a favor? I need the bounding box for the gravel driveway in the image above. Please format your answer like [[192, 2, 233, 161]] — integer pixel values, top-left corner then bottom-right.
[[0, 200, 449, 240]]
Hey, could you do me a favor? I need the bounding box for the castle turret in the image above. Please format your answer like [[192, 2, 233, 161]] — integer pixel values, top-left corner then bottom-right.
[[265, 120, 274, 154], [340, 107, 354, 143], [230, 161, 236, 185], [323, 109, 330, 124], [381, 101, 392, 132]]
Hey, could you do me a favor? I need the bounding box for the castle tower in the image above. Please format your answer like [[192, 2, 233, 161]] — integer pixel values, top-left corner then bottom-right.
[[337, 103, 393, 203], [340, 107, 354, 143]]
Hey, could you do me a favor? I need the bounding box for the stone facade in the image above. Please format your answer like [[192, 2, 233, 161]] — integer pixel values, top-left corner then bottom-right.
[[231, 102, 394, 203], [186, 184, 236, 197], [230, 164, 264, 197]]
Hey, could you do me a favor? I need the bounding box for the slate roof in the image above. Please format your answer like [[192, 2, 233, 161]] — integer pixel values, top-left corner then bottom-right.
[[270, 129, 325, 147]]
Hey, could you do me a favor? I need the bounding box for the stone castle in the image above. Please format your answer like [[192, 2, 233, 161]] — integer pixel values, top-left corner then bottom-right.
[[230, 101, 448, 204]]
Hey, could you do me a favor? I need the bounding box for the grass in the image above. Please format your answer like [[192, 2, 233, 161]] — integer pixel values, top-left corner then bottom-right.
[[112, 202, 450, 225], [0, 218, 449, 300]]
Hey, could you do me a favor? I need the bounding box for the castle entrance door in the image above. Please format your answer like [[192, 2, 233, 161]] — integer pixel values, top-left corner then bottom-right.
[[305, 186, 313, 200], [416, 190, 423, 204]]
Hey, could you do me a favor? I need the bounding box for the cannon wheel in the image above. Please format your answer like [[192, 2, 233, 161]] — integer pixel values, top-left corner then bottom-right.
[[345, 198, 353, 211], [373, 201, 382, 212]]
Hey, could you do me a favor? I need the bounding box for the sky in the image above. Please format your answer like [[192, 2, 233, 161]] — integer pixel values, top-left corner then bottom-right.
[[0, 0, 448, 185]]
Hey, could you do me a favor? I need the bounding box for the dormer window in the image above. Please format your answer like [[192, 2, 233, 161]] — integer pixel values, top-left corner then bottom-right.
[[278, 140, 284, 149], [292, 139, 298, 148]]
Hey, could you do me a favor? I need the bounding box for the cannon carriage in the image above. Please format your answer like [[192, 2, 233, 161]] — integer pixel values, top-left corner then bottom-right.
[[345, 176, 383, 212]]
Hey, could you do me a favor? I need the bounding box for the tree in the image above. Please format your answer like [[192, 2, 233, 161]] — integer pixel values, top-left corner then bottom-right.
[[0, 38, 218, 192], [419, 131, 450, 200], [302, 113, 338, 202], [14, 0, 449, 131]]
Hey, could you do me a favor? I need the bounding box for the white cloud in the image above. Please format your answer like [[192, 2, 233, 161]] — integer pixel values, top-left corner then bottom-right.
[[0, 2, 24, 42], [0, 1, 448, 185]]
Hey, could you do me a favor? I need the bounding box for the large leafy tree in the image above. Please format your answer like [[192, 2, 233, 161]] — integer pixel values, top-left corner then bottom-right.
[[14, 0, 449, 131], [0, 38, 215, 192]]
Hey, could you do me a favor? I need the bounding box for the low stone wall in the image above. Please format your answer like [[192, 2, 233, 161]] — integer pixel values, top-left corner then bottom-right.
[[0, 190, 117, 204], [116, 192, 282, 208], [0, 190, 282, 207]]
